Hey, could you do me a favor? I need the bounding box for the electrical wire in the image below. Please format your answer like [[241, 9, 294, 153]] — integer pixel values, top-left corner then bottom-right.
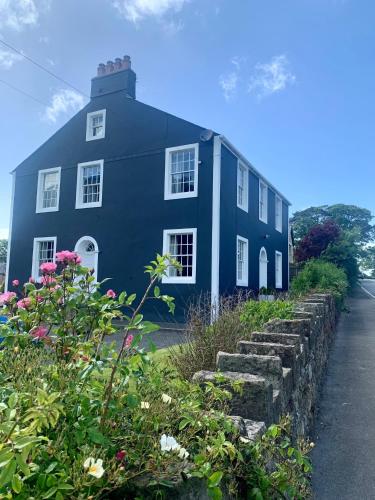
[[0, 78, 48, 107], [0, 37, 89, 98]]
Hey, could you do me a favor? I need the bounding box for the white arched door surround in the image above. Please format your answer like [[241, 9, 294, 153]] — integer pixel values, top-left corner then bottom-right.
[[74, 236, 99, 281], [259, 247, 268, 290]]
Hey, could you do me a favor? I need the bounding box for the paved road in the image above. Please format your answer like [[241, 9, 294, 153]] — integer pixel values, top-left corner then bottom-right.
[[311, 281, 375, 499]]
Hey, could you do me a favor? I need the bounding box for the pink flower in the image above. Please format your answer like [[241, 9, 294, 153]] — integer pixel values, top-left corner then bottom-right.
[[0, 292, 16, 306], [40, 262, 57, 275], [125, 335, 133, 348], [56, 250, 81, 265], [116, 450, 126, 461], [31, 326, 48, 339], [17, 297, 32, 310], [36, 294, 44, 303], [40, 275, 57, 286], [106, 289, 116, 299], [12, 279, 19, 287], [29, 277, 35, 284]]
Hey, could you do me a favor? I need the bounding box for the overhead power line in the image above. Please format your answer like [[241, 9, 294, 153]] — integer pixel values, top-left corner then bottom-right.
[[0, 78, 48, 107], [0, 38, 89, 98]]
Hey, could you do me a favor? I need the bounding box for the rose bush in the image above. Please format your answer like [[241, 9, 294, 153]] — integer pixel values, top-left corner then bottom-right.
[[0, 253, 312, 498]]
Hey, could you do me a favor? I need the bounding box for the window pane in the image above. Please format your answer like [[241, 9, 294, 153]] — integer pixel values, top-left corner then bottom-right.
[[37, 240, 55, 276], [82, 165, 101, 204], [170, 148, 195, 194], [168, 232, 194, 277], [42, 172, 59, 209], [91, 114, 104, 137]]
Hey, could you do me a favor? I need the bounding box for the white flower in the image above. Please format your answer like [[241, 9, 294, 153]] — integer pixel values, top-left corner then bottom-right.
[[160, 434, 180, 452], [83, 457, 105, 478], [240, 436, 251, 444], [178, 447, 189, 459], [161, 393, 172, 404], [140, 401, 150, 409]]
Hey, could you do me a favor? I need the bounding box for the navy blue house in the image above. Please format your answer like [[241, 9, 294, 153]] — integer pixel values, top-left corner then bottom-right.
[[6, 56, 291, 321]]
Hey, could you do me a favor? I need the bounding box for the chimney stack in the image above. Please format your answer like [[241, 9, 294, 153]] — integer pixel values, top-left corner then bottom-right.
[[92, 55, 136, 99]]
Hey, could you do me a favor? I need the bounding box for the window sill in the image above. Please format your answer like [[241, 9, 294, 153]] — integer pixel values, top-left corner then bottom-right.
[[237, 204, 248, 213], [162, 276, 196, 284], [259, 216, 268, 224], [86, 135, 105, 142], [164, 191, 198, 201], [75, 202, 102, 209], [36, 207, 59, 214]]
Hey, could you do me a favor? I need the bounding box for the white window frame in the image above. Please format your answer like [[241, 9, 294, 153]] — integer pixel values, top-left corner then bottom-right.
[[237, 161, 248, 212], [164, 143, 199, 200], [32, 236, 57, 280], [36, 167, 61, 214], [275, 251, 282, 289], [259, 180, 268, 224], [75, 159, 104, 209], [162, 228, 197, 284], [236, 235, 248, 287], [275, 195, 282, 233], [86, 109, 106, 141]]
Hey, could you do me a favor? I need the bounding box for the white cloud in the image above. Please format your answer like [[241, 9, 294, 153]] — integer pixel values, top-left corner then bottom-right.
[[218, 57, 245, 101], [112, 0, 189, 23], [42, 89, 85, 124], [248, 55, 296, 99], [0, 0, 49, 31], [0, 48, 23, 69], [219, 72, 238, 102], [0, 228, 9, 239]]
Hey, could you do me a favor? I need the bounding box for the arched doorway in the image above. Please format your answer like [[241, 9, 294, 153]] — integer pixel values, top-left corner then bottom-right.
[[74, 236, 99, 281], [259, 247, 268, 290]]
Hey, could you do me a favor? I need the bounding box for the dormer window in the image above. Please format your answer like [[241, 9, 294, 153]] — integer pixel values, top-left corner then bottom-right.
[[86, 110, 106, 141]]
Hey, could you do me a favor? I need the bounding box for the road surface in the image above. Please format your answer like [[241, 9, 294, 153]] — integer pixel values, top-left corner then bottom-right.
[[311, 281, 375, 499]]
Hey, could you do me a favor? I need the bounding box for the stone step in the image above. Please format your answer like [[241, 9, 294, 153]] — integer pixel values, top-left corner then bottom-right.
[[251, 331, 301, 349], [216, 351, 283, 389], [192, 370, 273, 424], [238, 341, 297, 370], [265, 318, 311, 339]]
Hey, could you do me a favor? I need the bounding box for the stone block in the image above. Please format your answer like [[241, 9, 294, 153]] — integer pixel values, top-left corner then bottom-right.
[[251, 331, 301, 349], [192, 370, 273, 424], [217, 351, 283, 389], [238, 341, 297, 370]]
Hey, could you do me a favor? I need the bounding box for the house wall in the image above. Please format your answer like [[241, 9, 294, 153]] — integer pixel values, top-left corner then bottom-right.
[[8, 92, 214, 322], [219, 145, 289, 295]]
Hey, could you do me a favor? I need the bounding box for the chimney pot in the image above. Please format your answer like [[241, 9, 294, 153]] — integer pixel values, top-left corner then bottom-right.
[[106, 60, 114, 72], [123, 55, 131, 70], [114, 57, 122, 71], [97, 63, 106, 76]]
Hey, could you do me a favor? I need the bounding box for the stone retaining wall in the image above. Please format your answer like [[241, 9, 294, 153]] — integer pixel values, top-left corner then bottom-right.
[[193, 293, 338, 441]]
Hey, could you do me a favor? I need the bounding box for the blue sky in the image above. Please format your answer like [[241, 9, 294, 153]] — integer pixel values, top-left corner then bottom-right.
[[0, 0, 374, 238]]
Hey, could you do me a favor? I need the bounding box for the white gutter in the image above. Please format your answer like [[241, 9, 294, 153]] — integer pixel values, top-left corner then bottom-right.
[[211, 135, 221, 318], [219, 135, 292, 206]]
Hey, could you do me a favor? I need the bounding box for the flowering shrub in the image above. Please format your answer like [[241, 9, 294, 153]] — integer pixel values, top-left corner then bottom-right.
[[0, 254, 312, 498]]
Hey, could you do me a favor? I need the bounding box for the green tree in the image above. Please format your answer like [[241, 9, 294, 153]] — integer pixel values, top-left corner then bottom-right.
[[0, 240, 7, 263], [291, 204, 374, 245]]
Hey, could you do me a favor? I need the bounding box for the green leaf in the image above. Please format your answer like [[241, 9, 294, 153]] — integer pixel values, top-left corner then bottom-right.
[[0, 449, 14, 468], [8, 393, 18, 410], [154, 286, 160, 297], [43, 487, 58, 499], [208, 471, 223, 488], [16, 454, 30, 477], [0, 459, 17, 487], [11, 474, 22, 494], [45, 462, 58, 474], [208, 486, 223, 500], [57, 483, 74, 490], [87, 427, 107, 445], [126, 394, 139, 409]]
